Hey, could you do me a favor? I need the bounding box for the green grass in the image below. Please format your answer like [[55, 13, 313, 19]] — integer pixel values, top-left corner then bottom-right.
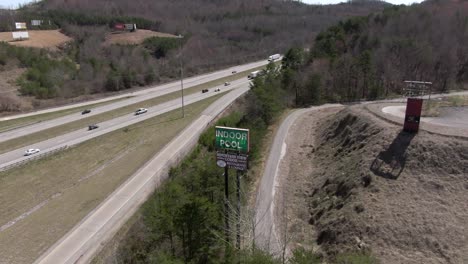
[[0, 93, 224, 264], [0, 64, 267, 155]]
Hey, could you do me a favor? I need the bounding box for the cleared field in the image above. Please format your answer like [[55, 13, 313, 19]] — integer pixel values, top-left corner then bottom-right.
[[104, 29, 178, 45], [0, 64, 265, 154], [0, 94, 222, 264], [0, 30, 71, 49]]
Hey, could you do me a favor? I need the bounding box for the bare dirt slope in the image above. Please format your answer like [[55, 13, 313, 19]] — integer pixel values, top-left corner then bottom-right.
[[104, 29, 178, 46], [282, 105, 468, 263], [0, 30, 71, 49]]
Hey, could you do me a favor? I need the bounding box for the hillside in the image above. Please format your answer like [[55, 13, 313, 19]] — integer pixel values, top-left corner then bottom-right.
[[278, 0, 468, 106], [0, 0, 387, 114], [282, 105, 468, 263]]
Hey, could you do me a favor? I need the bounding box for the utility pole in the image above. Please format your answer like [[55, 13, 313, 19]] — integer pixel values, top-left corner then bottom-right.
[[179, 35, 185, 118], [180, 62, 185, 118], [236, 170, 241, 250], [224, 166, 230, 246]]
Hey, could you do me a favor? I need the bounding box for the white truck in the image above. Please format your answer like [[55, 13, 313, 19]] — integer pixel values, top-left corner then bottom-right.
[[268, 54, 281, 62], [248, 70, 261, 80]]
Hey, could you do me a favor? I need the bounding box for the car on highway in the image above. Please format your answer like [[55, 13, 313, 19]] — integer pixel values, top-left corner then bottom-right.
[[214, 88, 221, 92], [24, 148, 40, 156], [202, 89, 209, 93], [135, 108, 148, 115], [81, 109, 91, 115], [232, 70, 237, 74], [224, 82, 231, 86], [88, 124, 99, 130]]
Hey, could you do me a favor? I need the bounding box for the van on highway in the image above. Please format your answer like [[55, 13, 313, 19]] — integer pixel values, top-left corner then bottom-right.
[[248, 70, 261, 80]]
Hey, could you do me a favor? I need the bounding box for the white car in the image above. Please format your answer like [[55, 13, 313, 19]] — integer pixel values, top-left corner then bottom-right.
[[24, 148, 40, 156], [135, 108, 148, 115]]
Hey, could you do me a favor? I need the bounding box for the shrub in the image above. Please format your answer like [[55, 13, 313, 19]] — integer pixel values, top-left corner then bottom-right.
[[143, 37, 183, 59]]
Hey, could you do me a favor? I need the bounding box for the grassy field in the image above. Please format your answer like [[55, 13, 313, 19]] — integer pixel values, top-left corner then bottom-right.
[[0, 64, 265, 155], [422, 95, 468, 117], [0, 96, 132, 133], [0, 94, 223, 264]]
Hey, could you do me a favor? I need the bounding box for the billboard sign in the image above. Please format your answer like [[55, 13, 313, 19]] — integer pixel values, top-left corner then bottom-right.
[[114, 23, 125, 30], [31, 20, 43, 26], [12, 31, 29, 41], [124, 23, 137, 31], [403, 98, 423, 133], [216, 152, 248, 171], [15, 22, 27, 30], [215, 126, 249, 153]]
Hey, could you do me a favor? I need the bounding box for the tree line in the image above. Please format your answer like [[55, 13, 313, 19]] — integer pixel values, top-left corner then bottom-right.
[[286, 1, 468, 104], [0, 0, 387, 107]]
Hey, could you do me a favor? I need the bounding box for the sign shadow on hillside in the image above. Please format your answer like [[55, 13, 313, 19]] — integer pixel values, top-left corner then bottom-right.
[[370, 131, 416, 180]]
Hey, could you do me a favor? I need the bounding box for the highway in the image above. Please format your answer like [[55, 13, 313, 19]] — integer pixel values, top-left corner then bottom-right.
[[0, 79, 250, 171], [34, 84, 251, 264], [0, 59, 268, 142]]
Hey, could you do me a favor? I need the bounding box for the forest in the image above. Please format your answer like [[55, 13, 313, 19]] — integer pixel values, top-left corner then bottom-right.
[[284, 0, 468, 105], [0, 0, 387, 108]]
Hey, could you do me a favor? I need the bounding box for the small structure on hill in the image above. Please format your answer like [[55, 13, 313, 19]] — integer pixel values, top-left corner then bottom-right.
[[12, 31, 29, 41], [31, 20, 43, 26], [113, 23, 137, 33], [13, 22, 29, 41], [15, 22, 27, 30]]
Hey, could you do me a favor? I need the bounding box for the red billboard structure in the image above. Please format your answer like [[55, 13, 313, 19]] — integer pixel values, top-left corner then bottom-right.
[[114, 23, 125, 30], [113, 23, 137, 32], [402, 81, 432, 133]]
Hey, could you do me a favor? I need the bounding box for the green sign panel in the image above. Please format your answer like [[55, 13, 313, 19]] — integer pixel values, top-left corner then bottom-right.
[[215, 126, 249, 153]]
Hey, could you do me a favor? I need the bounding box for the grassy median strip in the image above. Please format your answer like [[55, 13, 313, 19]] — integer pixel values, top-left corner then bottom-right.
[[0, 97, 132, 133], [0, 65, 265, 155], [0, 93, 223, 264]]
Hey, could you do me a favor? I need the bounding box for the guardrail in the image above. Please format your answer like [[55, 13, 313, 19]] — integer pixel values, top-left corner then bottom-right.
[[0, 146, 69, 172]]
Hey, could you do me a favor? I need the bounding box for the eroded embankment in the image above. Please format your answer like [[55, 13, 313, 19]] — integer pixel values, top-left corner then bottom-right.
[[304, 106, 468, 263]]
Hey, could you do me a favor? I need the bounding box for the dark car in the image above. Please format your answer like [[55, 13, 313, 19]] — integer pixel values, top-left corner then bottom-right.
[[81, 109, 91, 115], [88, 124, 99, 130], [202, 89, 209, 93]]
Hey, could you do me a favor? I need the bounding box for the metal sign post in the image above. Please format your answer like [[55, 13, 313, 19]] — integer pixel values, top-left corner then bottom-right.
[[215, 126, 250, 251]]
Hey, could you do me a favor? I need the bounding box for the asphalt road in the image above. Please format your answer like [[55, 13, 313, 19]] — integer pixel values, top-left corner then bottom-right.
[[254, 105, 342, 256], [254, 108, 310, 255], [382, 105, 468, 128], [0, 59, 268, 142], [34, 84, 251, 264], [0, 79, 250, 170]]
